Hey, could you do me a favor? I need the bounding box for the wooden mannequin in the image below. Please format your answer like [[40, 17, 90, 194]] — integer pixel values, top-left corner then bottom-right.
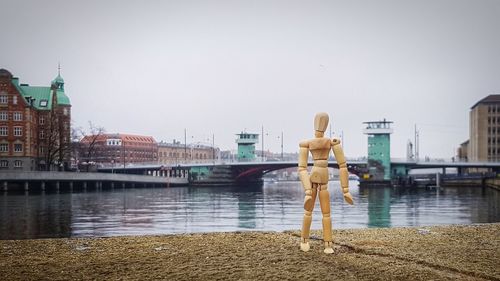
[[298, 112, 354, 254]]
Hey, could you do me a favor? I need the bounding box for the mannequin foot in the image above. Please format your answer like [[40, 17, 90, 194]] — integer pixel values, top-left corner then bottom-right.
[[300, 238, 310, 252], [324, 241, 333, 254]]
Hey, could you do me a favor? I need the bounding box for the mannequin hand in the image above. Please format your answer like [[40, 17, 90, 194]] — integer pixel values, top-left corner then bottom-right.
[[343, 193, 354, 205]]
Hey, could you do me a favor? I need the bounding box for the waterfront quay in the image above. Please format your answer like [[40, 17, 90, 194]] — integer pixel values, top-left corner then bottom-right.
[[0, 171, 187, 192], [0, 224, 498, 281]]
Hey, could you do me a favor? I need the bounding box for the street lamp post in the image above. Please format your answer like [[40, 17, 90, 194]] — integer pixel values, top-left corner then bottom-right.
[[280, 131, 283, 160], [212, 133, 215, 164], [261, 125, 264, 162]]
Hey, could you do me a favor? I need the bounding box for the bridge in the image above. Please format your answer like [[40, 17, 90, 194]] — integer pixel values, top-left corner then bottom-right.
[[98, 159, 500, 186], [96, 120, 500, 186]]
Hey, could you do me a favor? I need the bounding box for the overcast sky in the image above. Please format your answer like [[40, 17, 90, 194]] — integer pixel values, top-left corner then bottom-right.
[[1, 0, 499, 159]]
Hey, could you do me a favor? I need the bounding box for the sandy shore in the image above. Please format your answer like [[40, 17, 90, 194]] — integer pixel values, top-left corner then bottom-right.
[[1, 224, 499, 281]]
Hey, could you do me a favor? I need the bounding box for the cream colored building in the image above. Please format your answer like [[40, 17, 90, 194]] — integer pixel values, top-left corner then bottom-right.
[[158, 140, 219, 165], [468, 95, 500, 162]]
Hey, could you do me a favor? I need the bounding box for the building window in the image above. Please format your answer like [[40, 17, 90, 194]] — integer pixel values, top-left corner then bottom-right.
[[63, 108, 69, 116], [13, 96, 17, 105], [0, 112, 7, 120], [39, 130, 45, 139], [14, 143, 23, 152], [0, 160, 8, 168], [0, 95, 7, 104], [0, 143, 8, 152], [0, 126, 7, 136], [14, 127, 22, 136], [13, 112, 22, 121], [39, 116, 45, 125], [39, 100, 48, 107], [14, 160, 22, 168]]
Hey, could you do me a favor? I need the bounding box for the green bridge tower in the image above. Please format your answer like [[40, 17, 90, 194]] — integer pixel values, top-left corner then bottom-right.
[[236, 132, 259, 161], [363, 119, 393, 181]]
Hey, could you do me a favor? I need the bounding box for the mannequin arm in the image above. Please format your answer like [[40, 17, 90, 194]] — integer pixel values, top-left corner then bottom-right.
[[298, 141, 311, 193], [332, 138, 354, 205]]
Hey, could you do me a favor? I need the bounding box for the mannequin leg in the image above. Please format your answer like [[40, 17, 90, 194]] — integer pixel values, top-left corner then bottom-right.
[[300, 183, 318, 252], [319, 184, 333, 254]]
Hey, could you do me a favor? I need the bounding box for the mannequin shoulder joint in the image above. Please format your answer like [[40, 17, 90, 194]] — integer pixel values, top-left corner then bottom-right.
[[299, 140, 309, 148], [331, 138, 341, 146]]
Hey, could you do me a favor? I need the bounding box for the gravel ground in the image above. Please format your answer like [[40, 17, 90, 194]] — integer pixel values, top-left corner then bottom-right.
[[0, 224, 498, 281]]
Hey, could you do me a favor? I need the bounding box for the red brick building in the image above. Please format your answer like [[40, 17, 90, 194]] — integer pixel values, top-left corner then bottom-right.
[[79, 133, 158, 167], [0, 68, 71, 171]]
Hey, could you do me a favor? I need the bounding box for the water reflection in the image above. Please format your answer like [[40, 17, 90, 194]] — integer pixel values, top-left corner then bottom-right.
[[236, 185, 261, 229], [362, 187, 392, 228], [0, 192, 72, 239], [0, 182, 499, 239]]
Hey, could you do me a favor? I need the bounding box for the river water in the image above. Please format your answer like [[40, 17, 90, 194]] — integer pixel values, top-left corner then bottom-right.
[[0, 181, 499, 239]]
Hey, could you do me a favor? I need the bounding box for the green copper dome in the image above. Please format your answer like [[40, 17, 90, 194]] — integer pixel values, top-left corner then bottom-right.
[[52, 74, 64, 85], [56, 89, 71, 105]]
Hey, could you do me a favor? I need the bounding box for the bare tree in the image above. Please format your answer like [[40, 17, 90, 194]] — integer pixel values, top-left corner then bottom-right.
[[78, 121, 105, 172], [69, 125, 83, 170], [40, 99, 71, 171]]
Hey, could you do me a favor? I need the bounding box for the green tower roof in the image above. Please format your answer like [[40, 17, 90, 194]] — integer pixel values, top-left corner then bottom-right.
[[51, 74, 64, 85], [56, 89, 70, 105], [10, 72, 71, 109]]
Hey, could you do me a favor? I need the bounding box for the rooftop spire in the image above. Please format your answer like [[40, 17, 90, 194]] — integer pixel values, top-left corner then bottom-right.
[[52, 63, 64, 90]]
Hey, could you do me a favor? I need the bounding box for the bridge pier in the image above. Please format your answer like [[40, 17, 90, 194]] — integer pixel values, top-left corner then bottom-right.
[[69, 181, 73, 192], [122, 182, 125, 188], [24, 182, 29, 192], [83, 182, 87, 191], [3, 181, 7, 192], [56, 181, 60, 192], [110, 182, 114, 189], [41, 181, 46, 191], [436, 173, 441, 187]]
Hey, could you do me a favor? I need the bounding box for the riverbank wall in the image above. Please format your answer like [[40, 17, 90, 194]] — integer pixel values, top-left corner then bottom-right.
[[485, 178, 500, 190]]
